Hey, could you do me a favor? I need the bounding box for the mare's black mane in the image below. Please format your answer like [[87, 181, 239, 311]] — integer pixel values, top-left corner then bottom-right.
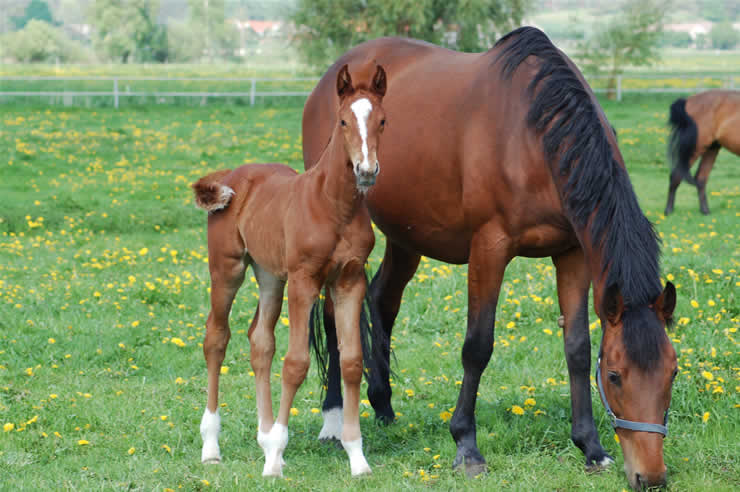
[[494, 27, 666, 368]]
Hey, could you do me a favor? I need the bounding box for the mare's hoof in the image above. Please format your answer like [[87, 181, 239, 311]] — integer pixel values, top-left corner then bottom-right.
[[373, 409, 396, 426], [318, 436, 343, 449], [586, 454, 614, 472], [456, 461, 487, 479], [201, 457, 221, 465]]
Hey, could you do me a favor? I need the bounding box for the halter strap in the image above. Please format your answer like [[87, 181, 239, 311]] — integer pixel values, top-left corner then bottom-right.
[[596, 357, 669, 437]]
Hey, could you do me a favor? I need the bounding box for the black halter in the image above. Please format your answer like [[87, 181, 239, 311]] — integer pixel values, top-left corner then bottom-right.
[[596, 356, 669, 437]]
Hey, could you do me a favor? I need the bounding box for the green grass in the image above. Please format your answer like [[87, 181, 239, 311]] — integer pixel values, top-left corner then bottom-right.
[[0, 94, 738, 491]]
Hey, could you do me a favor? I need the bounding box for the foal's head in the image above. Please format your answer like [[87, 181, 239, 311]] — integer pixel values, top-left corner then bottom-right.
[[335, 64, 387, 193], [599, 282, 678, 489]]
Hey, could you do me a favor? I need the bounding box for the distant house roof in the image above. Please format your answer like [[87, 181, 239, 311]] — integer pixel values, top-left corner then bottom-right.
[[229, 20, 283, 35], [665, 22, 713, 39]]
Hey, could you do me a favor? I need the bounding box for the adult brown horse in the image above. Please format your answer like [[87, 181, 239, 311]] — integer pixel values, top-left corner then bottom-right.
[[664, 89, 740, 215], [303, 28, 678, 489]]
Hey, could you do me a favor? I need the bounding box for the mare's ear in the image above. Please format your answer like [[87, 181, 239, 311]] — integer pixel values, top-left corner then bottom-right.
[[654, 281, 677, 326], [336, 64, 353, 98], [371, 65, 387, 98], [602, 283, 624, 325]]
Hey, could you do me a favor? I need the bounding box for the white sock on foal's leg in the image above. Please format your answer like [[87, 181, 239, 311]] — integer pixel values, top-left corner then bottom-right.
[[318, 407, 343, 441], [258, 423, 288, 477], [341, 438, 371, 476], [200, 408, 221, 464]]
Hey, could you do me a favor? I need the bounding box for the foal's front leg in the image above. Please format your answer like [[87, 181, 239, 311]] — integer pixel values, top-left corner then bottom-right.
[[332, 264, 372, 476], [262, 273, 320, 477]]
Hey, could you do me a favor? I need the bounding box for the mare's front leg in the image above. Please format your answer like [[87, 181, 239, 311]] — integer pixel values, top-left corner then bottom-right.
[[553, 248, 613, 469], [200, 251, 245, 464], [366, 240, 421, 422], [694, 145, 720, 215], [262, 273, 321, 477], [331, 261, 372, 475], [314, 296, 345, 442], [450, 226, 511, 477], [249, 264, 286, 475]]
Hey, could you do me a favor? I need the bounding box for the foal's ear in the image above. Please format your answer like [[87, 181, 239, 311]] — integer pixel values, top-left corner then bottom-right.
[[654, 281, 677, 325], [371, 65, 387, 98], [602, 283, 624, 325], [336, 64, 353, 98]]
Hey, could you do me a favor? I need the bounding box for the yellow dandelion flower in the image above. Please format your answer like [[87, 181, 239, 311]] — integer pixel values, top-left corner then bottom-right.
[[690, 300, 699, 308], [702, 371, 714, 381], [78, 439, 90, 445], [702, 412, 710, 423], [162, 444, 171, 453], [290, 408, 299, 416], [614, 433, 620, 443], [405, 389, 415, 397], [128, 447, 135, 455], [200, 480, 210, 487], [3, 423, 14, 432], [524, 398, 536, 406], [220, 366, 229, 375], [139, 247, 148, 256], [439, 411, 453, 422], [511, 405, 525, 416], [48, 338, 56, 344]]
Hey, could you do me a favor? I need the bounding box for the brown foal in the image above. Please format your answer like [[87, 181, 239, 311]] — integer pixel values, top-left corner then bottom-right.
[[192, 64, 387, 477]]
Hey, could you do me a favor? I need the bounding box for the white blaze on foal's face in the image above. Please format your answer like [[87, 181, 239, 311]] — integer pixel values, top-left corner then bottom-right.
[[351, 97, 374, 176], [339, 93, 385, 191]]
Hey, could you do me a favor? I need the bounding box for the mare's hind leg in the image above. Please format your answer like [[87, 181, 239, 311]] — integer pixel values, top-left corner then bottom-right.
[[316, 296, 345, 442], [450, 226, 511, 477], [553, 248, 613, 469], [366, 241, 421, 423], [331, 261, 372, 475], [262, 273, 321, 477], [249, 264, 286, 474], [200, 252, 246, 464], [694, 145, 720, 215]]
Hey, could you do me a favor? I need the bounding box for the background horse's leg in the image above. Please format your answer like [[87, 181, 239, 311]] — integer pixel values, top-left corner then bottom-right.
[[331, 263, 372, 476], [366, 241, 420, 423], [553, 248, 613, 468], [315, 297, 345, 443], [263, 274, 320, 477], [664, 166, 685, 215], [200, 253, 245, 464], [450, 227, 510, 477], [694, 145, 720, 215], [249, 264, 285, 471]]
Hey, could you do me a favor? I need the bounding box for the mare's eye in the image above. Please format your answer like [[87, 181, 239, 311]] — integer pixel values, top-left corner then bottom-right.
[[380, 119, 386, 127], [340, 120, 347, 127], [671, 369, 678, 381], [608, 371, 621, 386]]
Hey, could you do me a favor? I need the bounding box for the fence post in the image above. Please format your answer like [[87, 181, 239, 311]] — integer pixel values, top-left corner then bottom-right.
[[617, 75, 622, 102], [113, 78, 119, 109], [250, 77, 256, 106]]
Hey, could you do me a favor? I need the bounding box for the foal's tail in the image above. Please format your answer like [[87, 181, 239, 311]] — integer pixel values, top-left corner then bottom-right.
[[668, 98, 698, 186], [309, 268, 390, 395], [192, 169, 235, 212]]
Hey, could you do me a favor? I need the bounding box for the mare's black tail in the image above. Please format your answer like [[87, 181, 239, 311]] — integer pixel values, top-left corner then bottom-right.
[[309, 268, 390, 397], [668, 98, 698, 186]]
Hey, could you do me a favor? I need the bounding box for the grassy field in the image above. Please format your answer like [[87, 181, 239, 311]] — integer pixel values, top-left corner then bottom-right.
[[1, 93, 738, 491]]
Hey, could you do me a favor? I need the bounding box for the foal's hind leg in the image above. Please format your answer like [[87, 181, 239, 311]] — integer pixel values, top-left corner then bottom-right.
[[554, 248, 613, 469], [249, 264, 286, 474], [331, 262, 372, 475], [201, 253, 245, 464], [366, 241, 421, 423], [694, 145, 720, 215]]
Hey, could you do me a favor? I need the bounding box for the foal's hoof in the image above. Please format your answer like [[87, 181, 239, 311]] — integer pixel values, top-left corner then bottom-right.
[[201, 457, 221, 465], [319, 436, 343, 449]]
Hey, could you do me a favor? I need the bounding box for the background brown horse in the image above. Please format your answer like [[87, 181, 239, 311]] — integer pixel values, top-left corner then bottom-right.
[[665, 89, 740, 215], [303, 28, 677, 489]]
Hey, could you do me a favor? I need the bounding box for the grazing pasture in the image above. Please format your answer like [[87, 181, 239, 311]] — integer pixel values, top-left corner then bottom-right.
[[1, 94, 738, 490]]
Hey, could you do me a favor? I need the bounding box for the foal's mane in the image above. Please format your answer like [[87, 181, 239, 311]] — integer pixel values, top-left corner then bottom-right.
[[494, 27, 665, 368]]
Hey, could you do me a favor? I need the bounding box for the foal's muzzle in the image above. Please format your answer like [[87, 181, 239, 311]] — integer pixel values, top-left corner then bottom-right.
[[355, 161, 379, 189]]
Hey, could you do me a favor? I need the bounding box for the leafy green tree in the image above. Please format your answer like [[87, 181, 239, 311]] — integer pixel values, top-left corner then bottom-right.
[[709, 22, 739, 50], [11, 0, 55, 29], [88, 0, 168, 62], [292, 0, 530, 68], [1, 19, 90, 62], [168, 0, 239, 62], [573, 0, 669, 99]]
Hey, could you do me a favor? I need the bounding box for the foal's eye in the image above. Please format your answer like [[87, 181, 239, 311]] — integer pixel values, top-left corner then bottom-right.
[[340, 120, 347, 127], [380, 119, 386, 127], [608, 371, 621, 386]]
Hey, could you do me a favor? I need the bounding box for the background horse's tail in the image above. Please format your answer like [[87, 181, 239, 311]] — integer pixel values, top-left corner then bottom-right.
[[192, 169, 234, 212], [309, 268, 390, 396], [668, 98, 698, 186]]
